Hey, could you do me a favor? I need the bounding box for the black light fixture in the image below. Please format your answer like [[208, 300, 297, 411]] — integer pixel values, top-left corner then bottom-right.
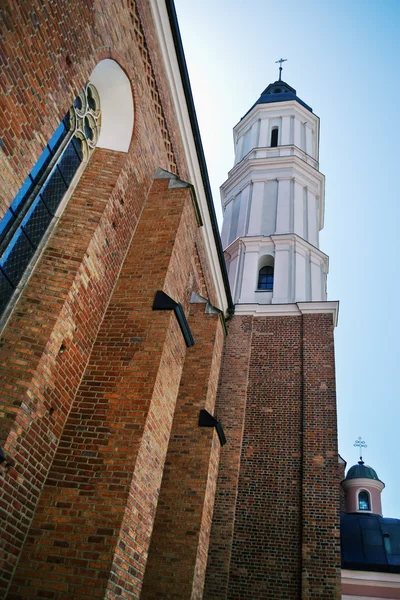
[[152, 290, 195, 347], [198, 409, 226, 446], [0, 446, 5, 465]]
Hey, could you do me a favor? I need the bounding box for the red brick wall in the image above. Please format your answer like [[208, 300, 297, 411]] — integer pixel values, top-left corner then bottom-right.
[[0, 149, 128, 594], [204, 313, 341, 600], [0, 0, 183, 214], [301, 313, 341, 599], [0, 0, 222, 595], [7, 177, 202, 599], [0, 1, 341, 598], [141, 303, 224, 600], [203, 315, 253, 599]]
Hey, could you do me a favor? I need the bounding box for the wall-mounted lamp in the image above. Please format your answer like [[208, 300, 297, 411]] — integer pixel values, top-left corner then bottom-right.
[[152, 290, 194, 347], [198, 409, 226, 446]]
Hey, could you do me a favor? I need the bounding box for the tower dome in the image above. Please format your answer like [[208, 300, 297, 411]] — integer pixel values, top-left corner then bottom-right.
[[346, 461, 380, 482], [242, 79, 313, 120]]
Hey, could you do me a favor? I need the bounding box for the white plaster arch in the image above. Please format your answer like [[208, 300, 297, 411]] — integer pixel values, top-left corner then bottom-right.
[[89, 59, 134, 153], [257, 254, 275, 293], [258, 253, 275, 270]]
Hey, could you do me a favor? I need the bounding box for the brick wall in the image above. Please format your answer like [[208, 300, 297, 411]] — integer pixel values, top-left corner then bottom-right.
[[0, 0, 184, 214], [301, 313, 341, 599], [0, 0, 222, 595], [141, 302, 224, 599], [7, 177, 202, 598], [204, 313, 341, 600], [0, 148, 128, 593], [203, 315, 253, 599], [0, 0, 341, 597]]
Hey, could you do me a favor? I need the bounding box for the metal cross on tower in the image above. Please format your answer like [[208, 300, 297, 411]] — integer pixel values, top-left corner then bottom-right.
[[275, 58, 287, 81], [354, 436, 367, 462]]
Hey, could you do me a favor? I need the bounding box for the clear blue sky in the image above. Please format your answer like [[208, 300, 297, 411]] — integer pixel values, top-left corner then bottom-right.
[[175, 0, 400, 517]]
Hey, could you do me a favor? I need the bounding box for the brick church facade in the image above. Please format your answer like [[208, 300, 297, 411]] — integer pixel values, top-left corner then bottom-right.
[[0, 1, 341, 598]]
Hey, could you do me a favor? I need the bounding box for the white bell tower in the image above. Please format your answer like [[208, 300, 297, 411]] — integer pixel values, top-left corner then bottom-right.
[[221, 78, 330, 311]]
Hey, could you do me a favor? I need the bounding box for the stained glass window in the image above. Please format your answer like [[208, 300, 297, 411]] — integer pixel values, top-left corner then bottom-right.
[[0, 84, 101, 318]]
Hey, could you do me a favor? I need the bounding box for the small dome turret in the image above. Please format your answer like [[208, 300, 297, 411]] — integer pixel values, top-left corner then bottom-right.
[[341, 458, 385, 517]]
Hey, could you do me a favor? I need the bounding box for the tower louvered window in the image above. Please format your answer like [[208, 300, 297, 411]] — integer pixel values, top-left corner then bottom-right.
[[270, 127, 278, 147], [0, 84, 101, 318]]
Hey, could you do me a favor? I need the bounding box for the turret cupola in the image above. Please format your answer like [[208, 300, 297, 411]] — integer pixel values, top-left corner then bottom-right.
[[341, 444, 385, 517]]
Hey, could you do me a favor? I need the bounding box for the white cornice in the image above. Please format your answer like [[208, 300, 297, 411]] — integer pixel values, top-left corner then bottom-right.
[[236, 145, 319, 170], [223, 236, 246, 259], [233, 100, 320, 135], [297, 301, 339, 325], [271, 234, 329, 263], [222, 154, 325, 195], [149, 0, 228, 313], [342, 477, 385, 491], [224, 234, 329, 265], [234, 301, 339, 326], [342, 569, 400, 587], [220, 156, 325, 230]]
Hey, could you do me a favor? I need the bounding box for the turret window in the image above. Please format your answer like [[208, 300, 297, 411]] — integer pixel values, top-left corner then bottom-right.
[[358, 491, 370, 511], [258, 266, 274, 290], [270, 127, 279, 147]]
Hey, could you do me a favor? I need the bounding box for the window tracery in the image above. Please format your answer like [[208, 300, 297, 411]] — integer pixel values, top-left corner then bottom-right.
[[0, 83, 101, 318]]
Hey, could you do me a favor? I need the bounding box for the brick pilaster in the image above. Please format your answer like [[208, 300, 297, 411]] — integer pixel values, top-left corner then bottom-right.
[[227, 316, 303, 599], [301, 313, 341, 599], [9, 175, 199, 599], [206, 312, 340, 600], [0, 149, 126, 594], [204, 315, 253, 599], [141, 301, 224, 600]]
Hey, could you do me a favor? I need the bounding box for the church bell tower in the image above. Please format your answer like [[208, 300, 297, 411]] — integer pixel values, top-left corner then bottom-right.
[[204, 73, 341, 599], [221, 78, 328, 308]]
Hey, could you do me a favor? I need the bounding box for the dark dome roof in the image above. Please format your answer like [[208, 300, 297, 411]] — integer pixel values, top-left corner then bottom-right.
[[341, 513, 400, 573], [346, 461, 380, 481], [242, 80, 313, 120]]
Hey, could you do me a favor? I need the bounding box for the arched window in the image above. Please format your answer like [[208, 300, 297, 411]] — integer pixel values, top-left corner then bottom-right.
[[0, 84, 101, 318], [383, 533, 392, 554], [258, 265, 274, 290], [358, 491, 370, 511], [270, 127, 279, 148]]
